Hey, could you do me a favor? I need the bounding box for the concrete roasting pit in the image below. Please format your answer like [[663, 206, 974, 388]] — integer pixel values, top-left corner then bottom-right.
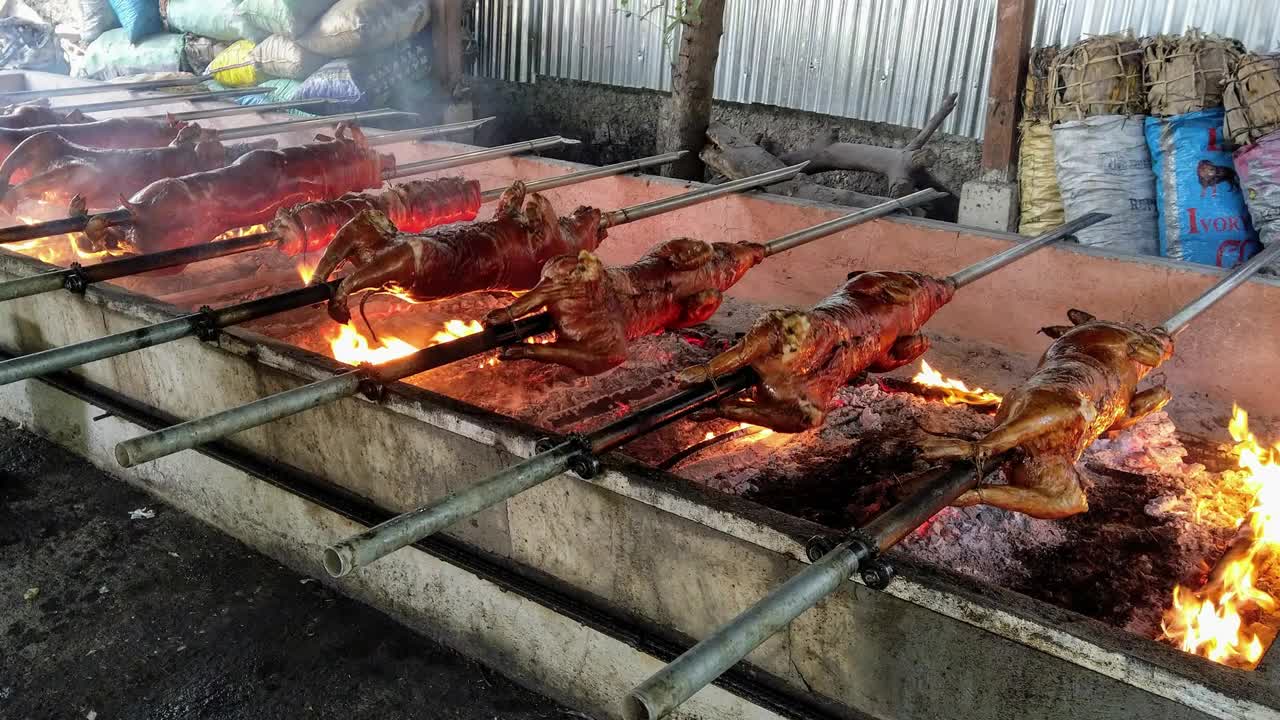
[[1, 71, 1280, 720]]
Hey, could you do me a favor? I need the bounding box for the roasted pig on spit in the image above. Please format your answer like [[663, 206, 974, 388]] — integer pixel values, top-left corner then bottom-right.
[[482, 239, 765, 375], [308, 181, 604, 323], [0, 116, 207, 163], [0, 127, 277, 212], [271, 176, 481, 258], [0, 103, 90, 130], [920, 309, 1173, 518], [79, 124, 391, 256], [678, 271, 955, 432]]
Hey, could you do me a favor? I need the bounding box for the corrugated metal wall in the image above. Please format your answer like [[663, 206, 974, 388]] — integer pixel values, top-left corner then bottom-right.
[[473, 0, 1280, 138]]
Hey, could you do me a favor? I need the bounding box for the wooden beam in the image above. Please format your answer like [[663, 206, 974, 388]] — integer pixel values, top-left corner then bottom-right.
[[980, 0, 1037, 177]]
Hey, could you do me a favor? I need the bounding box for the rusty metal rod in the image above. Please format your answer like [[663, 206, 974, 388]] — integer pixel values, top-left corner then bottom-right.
[[624, 463, 981, 720], [111, 174, 892, 472], [0, 119, 494, 246], [0, 151, 684, 303]]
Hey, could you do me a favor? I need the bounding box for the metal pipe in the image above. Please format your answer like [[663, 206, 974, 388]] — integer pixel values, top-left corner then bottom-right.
[[623, 463, 980, 720], [162, 98, 329, 121], [945, 212, 1110, 289], [0, 209, 131, 245], [363, 116, 494, 145], [763, 188, 945, 257], [1159, 243, 1280, 335], [214, 109, 419, 140], [324, 368, 755, 578], [0, 281, 337, 388], [388, 136, 579, 178], [477, 151, 689, 202], [69, 87, 271, 114], [1, 76, 211, 101], [113, 314, 554, 468], [600, 163, 808, 227], [0, 232, 277, 303]]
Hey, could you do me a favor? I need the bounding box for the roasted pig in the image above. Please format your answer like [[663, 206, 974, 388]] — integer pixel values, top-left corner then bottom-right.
[[271, 176, 481, 258], [0, 103, 90, 130], [308, 181, 605, 323], [0, 127, 277, 212], [920, 309, 1173, 518], [482, 239, 765, 375], [80, 124, 391, 256], [0, 116, 205, 163], [677, 271, 955, 432]]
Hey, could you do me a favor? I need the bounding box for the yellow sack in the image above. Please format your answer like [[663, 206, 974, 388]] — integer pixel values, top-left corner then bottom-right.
[[208, 40, 261, 88], [1017, 121, 1064, 235]]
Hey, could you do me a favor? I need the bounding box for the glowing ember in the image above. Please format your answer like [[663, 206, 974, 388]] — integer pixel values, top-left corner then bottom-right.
[[702, 422, 773, 442], [911, 360, 1003, 408], [295, 262, 316, 285], [430, 319, 484, 345], [1161, 405, 1280, 668], [326, 318, 488, 367]]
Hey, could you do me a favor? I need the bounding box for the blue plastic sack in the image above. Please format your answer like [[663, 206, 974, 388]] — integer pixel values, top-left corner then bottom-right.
[[107, 0, 165, 43], [1145, 108, 1261, 268], [296, 34, 430, 112]]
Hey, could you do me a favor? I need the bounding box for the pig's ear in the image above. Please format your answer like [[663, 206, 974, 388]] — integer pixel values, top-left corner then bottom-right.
[[1039, 325, 1071, 339], [1067, 308, 1096, 326]]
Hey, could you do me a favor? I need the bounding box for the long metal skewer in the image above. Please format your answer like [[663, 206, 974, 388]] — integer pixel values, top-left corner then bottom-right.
[[0, 152, 688, 303], [0, 165, 803, 392], [110, 165, 813, 468], [0, 118, 497, 245], [624, 236, 1280, 720], [213, 109, 422, 141], [159, 98, 330, 121], [1, 73, 227, 101], [314, 211, 1104, 578], [67, 87, 271, 114]]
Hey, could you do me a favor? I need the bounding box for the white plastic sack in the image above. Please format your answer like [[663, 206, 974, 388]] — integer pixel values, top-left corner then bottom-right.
[[250, 34, 324, 79], [239, 0, 333, 38], [297, 0, 428, 58], [165, 0, 266, 42], [78, 0, 120, 43], [76, 28, 185, 81], [1052, 115, 1158, 255]]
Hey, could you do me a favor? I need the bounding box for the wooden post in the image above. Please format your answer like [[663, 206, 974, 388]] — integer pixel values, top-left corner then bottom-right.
[[980, 0, 1037, 179], [658, 0, 729, 180], [431, 0, 473, 137]]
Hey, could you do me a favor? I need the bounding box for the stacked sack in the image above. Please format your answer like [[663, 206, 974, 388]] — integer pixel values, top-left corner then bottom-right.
[[1017, 46, 1064, 235], [1142, 31, 1258, 268], [1048, 33, 1157, 255], [1226, 53, 1280, 266]]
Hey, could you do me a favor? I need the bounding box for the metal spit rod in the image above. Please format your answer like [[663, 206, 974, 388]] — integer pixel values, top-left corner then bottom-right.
[[945, 212, 1109, 288], [1159, 242, 1280, 335], [600, 163, 807, 227], [68, 87, 272, 114], [624, 463, 981, 720], [0, 76, 212, 102], [160, 98, 330, 122], [318, 189, 947, 577], [387, 134, 577, 178], [0, 152, 687, 302], [0, 119, 494, 246], [213, 109, 421, 141], [110, 165, 817, 469]]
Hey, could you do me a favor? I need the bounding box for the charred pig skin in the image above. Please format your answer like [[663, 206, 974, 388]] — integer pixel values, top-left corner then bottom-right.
[[309, 181, 605, 324], [0, 128, 276, 212], [0, 116, 203, 163], [482, 238, 765, 375], [80, 124, 392, 256], [678, 271, 956, 433], [271, 177, 483, 258], [920, 309, 1173, 519]]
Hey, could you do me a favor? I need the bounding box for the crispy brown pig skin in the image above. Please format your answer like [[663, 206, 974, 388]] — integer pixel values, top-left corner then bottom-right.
[[920, 309, 1173, 519], [0, 116, 202, 163], [483, 238, 765, 375], [310, 181, 606, 324], [677, 270, 956, 433]]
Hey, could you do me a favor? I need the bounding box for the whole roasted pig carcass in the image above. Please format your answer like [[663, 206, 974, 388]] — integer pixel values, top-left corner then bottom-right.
[[920, 309, 1173, 518], [0, 127, 277, 212], [308, 181, 605, 323], [678, 271, 955, 432], [0, 103, 90, 130], [0, 116, 205, 163], [80, 124, 391, 256], [271, 176, 481, 258], [481, 238, 765, 375]]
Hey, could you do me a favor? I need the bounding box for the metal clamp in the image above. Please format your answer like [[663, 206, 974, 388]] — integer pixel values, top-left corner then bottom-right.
[[192, 306, 220, 342], [534, 435, 599, 478], [356, 362, 386, 401], [804, 528, 893, 589], [63, 263, 87, 294]]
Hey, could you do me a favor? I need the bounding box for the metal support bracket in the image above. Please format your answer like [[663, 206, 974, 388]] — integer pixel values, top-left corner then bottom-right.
[[535, 435, 598, 478], [192, 306, 220, 342], [356, 363, 386, 401], [63, 263, 87, 294], [804, 528, 893, 589]]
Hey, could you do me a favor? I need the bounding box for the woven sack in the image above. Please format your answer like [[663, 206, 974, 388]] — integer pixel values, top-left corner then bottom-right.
[[1144, 31, 1243, 117], [1022, 46, 1058, 122], [1224, 53, 1280, 146], [1016, 121, 1064, 235], [1051, 33, 1145, 122]]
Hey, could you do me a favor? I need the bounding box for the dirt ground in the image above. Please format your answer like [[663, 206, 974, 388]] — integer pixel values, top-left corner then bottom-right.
[[0, 420, 588, 720]]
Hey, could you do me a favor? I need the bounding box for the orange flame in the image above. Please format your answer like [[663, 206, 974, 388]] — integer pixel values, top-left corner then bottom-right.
[[6, 215, 131, 265], [911, 360, 1003, 408], [702, 422, 773, 442], [326, 319, 486, 367], [1161, 405, 1280, 668]]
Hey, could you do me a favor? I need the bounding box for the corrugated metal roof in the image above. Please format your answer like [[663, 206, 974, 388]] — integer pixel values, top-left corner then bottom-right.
[[473, 0, 1280, 138]]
